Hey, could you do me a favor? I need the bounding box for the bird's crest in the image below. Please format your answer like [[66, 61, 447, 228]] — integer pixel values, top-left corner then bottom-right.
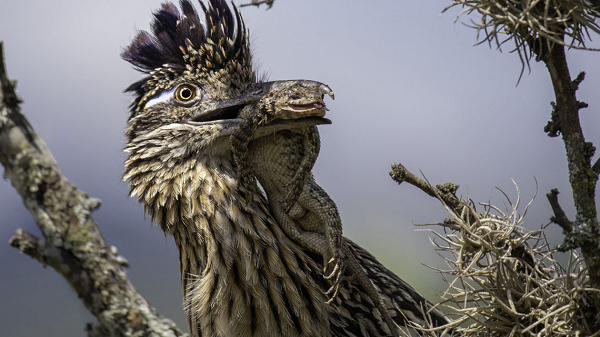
[[122, 0, 253, 114]]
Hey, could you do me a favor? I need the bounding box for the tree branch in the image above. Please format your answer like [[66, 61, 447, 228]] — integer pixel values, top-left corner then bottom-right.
[[240, 0, 274, 9], [9, 229, 47, 262], [0, 41, 187, 337], [546, 188, 573, 233], [539, 44, 599, 247], [535, 41, 600, 327], [593, 156, 600, 180], [389, 162, 463, 214]]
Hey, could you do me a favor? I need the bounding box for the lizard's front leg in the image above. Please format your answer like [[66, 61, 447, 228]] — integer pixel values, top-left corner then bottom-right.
[[231, 112, 264, 189], [282, 127, 320, 213]]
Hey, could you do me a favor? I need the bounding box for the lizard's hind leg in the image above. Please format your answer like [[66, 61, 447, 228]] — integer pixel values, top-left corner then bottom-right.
[[295, 180, 347, 303]]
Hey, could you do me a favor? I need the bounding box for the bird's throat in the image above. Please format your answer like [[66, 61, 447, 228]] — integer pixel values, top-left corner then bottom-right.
[[125, 151, 331, 336]]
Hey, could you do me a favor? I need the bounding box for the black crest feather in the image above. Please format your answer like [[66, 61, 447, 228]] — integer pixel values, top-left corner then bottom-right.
[[122, 0, 248, 111]]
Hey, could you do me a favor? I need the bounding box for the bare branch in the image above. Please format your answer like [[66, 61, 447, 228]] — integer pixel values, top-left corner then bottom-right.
[[593, 156, 600, 179], [389, 162, 463, 213], [546, 189, 573, 232], [571, 71, 586, 91], [539, 45, 600, 307], [0, 41, 187, 337], [9, 229, 43, 259], [240, 0, 274, 9]]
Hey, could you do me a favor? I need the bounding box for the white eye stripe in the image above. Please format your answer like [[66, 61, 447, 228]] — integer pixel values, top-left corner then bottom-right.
[[144, 87, 176, 110]]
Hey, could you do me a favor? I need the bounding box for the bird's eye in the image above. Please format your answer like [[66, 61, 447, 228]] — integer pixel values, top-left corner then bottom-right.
[[142, 83, 202, 110], [175, 84, 199, 103]]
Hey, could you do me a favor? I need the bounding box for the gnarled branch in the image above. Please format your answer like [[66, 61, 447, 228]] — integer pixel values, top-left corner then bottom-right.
[[0, 41, 187, 337], [389, 162, 462, 213]]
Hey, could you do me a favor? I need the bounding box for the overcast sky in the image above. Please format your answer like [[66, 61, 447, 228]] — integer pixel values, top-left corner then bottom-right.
[[1, 1, 599, 336]]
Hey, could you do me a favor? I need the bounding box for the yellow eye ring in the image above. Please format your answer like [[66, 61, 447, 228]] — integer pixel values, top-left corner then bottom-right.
[[174, 83, 199, 102]]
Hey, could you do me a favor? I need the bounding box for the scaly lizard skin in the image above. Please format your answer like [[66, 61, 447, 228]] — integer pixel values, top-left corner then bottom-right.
[[231, 81, 343, 289], [230, 80, 400, 337]]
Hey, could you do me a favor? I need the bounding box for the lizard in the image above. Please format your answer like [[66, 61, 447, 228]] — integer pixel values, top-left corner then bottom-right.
[[230, 80, 400, 337]]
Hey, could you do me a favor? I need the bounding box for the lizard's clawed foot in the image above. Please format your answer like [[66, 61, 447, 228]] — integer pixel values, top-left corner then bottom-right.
[[323, 250, 346, 304]]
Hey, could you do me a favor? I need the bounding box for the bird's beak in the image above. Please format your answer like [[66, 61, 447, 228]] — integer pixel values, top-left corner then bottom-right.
[[187, 80, 334, 134], [187, 84, 270, 124]]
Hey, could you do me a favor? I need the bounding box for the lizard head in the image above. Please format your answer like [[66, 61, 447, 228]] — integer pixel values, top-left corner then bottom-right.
[[241, 80, 335, 123]]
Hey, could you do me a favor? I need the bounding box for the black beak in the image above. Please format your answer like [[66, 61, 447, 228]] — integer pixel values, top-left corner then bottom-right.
[[188, 80, 334, 126], [188, 83, 271, 123]]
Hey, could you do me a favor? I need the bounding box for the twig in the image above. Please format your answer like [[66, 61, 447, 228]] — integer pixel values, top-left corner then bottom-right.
[[593, 156, 600, 179], [546, 189, 573, 233], [240, 0, 274, 9], [9, 229, 42, 258], [0, 41, 187, 337], [389, 163, 463, 213]]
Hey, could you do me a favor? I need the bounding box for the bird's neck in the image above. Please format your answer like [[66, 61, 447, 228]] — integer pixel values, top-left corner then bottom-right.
[[125, 147, 331, 336]]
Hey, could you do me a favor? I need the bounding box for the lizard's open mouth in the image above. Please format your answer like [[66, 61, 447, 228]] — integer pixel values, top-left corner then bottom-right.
[[263, 116, 331, 130], [289, 102, 324, 111], [250, 116, 331, 139]]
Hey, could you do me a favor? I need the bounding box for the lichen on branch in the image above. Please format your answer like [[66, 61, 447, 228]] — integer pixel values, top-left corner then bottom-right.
[[0, 41, 187, 337]]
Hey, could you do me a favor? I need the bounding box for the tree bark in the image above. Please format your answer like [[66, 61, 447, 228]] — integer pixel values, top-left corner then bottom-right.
[[539, 44, 600, 285], [0, 41, 187, 337], [534, 41, 600, 330]]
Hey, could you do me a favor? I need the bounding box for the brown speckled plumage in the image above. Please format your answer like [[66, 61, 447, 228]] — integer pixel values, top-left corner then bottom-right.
[[122, 1, 448, 336]]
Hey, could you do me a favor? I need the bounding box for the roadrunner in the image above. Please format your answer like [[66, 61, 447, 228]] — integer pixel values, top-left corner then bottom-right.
[[123, 0, 448, 336]]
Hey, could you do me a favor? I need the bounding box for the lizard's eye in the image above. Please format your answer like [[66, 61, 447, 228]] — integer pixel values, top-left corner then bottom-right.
[[174, 83, 201, 104]]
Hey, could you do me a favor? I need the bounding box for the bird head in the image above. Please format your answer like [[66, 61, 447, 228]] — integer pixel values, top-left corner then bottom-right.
[[122, 0, 334, 222], [123, 0, 333, 153], [122, 0, 253, 142]]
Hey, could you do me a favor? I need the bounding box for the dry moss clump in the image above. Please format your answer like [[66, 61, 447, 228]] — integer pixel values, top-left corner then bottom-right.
[[442, 0, 600, 77], [408, 183, 596, 336]]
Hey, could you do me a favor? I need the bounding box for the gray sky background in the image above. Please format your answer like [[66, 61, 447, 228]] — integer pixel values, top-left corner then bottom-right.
[[1, 0, 599, 336]]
